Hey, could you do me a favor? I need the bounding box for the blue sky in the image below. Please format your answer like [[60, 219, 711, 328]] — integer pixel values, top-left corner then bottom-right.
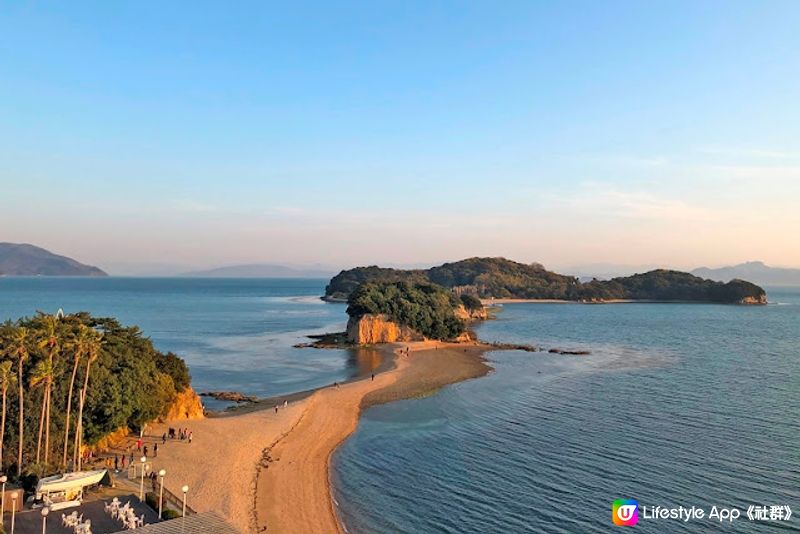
[[1, 1, 799, 273]]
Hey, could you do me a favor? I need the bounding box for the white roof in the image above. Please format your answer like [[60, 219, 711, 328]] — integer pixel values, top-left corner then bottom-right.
[[35, 469, 107, 494]]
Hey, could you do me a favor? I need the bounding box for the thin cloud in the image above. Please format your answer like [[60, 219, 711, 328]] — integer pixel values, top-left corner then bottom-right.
[[697, 147, 800, 160]]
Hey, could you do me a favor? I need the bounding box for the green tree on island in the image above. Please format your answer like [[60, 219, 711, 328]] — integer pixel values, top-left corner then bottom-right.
[[348, 281, 467, 340]]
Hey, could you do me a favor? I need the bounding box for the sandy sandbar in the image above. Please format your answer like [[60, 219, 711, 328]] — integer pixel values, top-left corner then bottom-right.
[[133, 341, 490, 533]]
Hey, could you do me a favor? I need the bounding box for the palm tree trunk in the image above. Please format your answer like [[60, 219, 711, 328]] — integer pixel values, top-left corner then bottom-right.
[[17, 367, 24, 476], [1, 383, 7, 467], [44, 382, 51, 465], [36, 388, 46, 464], [76, 359, 93, 471], [62, 358, 80, 469]]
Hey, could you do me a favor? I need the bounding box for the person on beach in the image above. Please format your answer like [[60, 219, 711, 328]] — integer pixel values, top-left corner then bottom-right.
[[154, 443, 158, 457], [143, 445, 148, 457], [371, 373, 374, 381], [284, 400, 288, 408], [114, 455, 119, 471], [162, 433, 167, 444], [188, 432, 193, 444], [129, 452, 134, 464], [275, 405, 278, 414], [121, 454, 126, 468]]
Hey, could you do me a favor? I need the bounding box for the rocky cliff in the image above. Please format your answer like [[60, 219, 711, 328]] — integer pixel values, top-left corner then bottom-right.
[[162, 386, 205, 421], [454, 304, 488, 321], [346, 313, 425, 344], [739, 294, 768, 305]]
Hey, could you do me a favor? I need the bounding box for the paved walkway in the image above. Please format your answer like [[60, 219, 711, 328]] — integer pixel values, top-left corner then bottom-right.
[[2, 494, 159, 534]]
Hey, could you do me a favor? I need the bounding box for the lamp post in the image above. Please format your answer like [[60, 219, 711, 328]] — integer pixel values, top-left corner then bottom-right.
[[41, 506, 50, 534], [139, 456, 147, 501], [158, 469, 166, 519], [181, 485, 189, 517], [10, 491, 18, 534], [1, 474, 7, 516]]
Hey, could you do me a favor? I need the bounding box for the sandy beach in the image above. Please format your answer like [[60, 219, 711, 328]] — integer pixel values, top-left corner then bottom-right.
[[134, 341, 490, 533], [255, 341, 490, 533], [125, 403, 307, 533]]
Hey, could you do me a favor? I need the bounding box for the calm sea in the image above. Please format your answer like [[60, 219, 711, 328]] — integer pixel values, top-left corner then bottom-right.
[[0, 277, 380, 407], [333, 288, 800, 533], [3, 278, 797, 532]]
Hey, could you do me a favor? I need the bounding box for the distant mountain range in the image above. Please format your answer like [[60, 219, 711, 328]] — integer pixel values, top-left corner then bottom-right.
[[692, 261, 800, 287], [0, 243, 107, 276], [180, 263, 336, 278]]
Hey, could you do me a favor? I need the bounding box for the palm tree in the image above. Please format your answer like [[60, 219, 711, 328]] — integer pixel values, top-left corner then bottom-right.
[[0, 359, 16, 468], [36, 314, 62, 466], [62, 325, 89, 470], [30, 359, 55, 464], [8, 326, 31, 476], [74, 328, 103, 471]]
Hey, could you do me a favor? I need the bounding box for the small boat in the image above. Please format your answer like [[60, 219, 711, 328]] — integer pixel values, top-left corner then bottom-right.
[[31, 469, 109, 510]]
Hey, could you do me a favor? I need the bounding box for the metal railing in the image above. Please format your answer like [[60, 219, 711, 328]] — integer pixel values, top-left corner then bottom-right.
[[161, 485, 196, 516], [124, 462, 196, 516]]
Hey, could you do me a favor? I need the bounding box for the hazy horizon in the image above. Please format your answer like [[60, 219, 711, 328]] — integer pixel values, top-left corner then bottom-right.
[[2, 2, 799, 272], [5, 241, 798, 278]]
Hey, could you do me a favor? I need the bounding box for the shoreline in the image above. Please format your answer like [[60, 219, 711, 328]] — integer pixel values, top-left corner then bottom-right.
[[254, 340, 492, 533], [216, 346, 396, 417], [127, 340, 492, 533]]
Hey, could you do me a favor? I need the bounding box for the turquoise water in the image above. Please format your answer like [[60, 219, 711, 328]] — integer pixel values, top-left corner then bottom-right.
[[0, 277, 378, 403], [333, 289, 800, 533]]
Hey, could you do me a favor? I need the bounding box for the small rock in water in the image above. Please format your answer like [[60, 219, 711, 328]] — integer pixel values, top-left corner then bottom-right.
[[200, 390, 258, 403]]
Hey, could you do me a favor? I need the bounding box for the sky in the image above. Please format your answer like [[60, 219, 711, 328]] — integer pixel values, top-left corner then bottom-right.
[[1, 1, 799, 275]]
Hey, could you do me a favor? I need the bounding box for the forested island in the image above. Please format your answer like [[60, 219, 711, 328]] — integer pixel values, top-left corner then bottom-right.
[[326, 257, 767, 304], [0, 312, 197, 481], [347, 282, 474, 341]]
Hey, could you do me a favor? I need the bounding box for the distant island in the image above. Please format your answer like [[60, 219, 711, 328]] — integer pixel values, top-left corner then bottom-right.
[[0, 243, 107, 276], [180, 263, 335, 278], [326, 257, 767, 305], [692, 261, 800, 287]]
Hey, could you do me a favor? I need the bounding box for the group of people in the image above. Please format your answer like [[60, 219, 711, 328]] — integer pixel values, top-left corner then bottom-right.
[[103, 426, 194, 473], [165, 426, 193, 443], [273, 399, 289, 413]]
